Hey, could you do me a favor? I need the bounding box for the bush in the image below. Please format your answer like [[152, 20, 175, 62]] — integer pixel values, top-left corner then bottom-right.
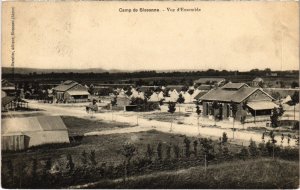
[[248, 139, 259, 157], [222, 132, 228, 144], [157, 142, 163, 160], [238, 146, 249, 160]]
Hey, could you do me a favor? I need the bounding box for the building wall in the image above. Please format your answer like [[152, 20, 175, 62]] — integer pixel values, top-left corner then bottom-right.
[[2, 131, 70, 150], [2, 135, 26, 151], [246, 90, 272, 102], [117, 97, 131, 107]]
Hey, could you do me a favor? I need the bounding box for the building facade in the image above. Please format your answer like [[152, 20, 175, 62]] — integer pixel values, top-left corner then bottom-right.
[[199, 83, 277, 123]]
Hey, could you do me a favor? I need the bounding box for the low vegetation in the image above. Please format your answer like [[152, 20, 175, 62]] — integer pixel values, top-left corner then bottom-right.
[[2, 130, 298, 188]]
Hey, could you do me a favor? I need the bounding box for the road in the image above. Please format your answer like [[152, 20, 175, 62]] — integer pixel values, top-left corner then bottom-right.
[[28, 101, 298, 147]]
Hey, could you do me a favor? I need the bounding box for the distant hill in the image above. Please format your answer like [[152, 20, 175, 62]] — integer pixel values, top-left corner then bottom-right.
[[1, 67, 127, 74]]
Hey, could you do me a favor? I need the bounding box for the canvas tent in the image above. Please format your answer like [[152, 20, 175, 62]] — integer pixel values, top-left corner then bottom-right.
[[2, 116, 70, 151]]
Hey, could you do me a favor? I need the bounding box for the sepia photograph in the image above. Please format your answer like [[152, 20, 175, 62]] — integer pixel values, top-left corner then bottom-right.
[[1, 1, 299, 189]]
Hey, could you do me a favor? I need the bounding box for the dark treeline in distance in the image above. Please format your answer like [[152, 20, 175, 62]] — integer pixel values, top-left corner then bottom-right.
[[2, 68, 298, 86]]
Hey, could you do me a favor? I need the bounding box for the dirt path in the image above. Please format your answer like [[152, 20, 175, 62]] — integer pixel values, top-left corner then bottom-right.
[[28, 101, 298, 147]]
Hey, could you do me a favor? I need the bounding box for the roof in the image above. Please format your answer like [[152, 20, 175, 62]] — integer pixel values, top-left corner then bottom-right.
[[222, 83, 249, 90], [1, 79, 15, 88], [197, 85, 212, 91], [253, 77, 264, 82], [138, 86, 160, 92], [1, 91, 7, 98], [2, 96, 15, 106], [247, 101, 278, 110], [148, 93, 160, 102], [194, 91, 209, 99], [200, 87, 272, 103], [67, 91, 90, 96], [194, 78, 225, 84], [166, 85, 185, 92], [2, 116, 68, 135], [53, 80, 79, 92]]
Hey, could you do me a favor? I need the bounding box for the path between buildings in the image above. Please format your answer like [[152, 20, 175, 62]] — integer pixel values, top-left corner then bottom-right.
[[28, 101, 298, 147]]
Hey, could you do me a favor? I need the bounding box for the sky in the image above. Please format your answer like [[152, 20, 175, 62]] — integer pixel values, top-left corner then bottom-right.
[[2, 1, 299, 71]]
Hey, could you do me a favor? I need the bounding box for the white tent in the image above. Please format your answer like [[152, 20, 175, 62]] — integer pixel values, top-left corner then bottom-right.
[[148, 92, 160, 102], [158, 91, 164, 101], [170, 89, 179, 102], [282, 95, 292, 104], [2, 116, 70, 151], [181, 91, 193, 103]]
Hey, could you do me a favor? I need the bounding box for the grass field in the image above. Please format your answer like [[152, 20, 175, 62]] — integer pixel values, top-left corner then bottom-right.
[[61, 116, 134, 136], [141, 112, 191, 123], [89, 158, 299, 189], [1, 130, 242, 174]]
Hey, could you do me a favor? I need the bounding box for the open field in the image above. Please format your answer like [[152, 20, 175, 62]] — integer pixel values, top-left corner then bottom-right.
[[2, 130, 242, 170], [88, 158, 299, 189], [2, 127, 299, 188], [62, 116, 134, 136]]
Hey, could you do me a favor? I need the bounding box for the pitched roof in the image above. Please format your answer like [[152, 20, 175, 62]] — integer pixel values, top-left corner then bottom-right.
[[222, 82, 249, 90], [2, 96, 15, 106], [194, 78, 225, 84], [2, 116, 68, 135], [53, 80, 79, 92], [148, 93, 160, 102], [247, 101, 278, 110], [197, 85, 212, 91], [194, 91, 209, 100], [1, 79, 15, 88], [200, 87, 271, 103]]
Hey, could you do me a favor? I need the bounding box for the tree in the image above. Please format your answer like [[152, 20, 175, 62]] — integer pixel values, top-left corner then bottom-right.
[[289, 92, 299, 124], [157, 142, 163, 160], [131, 97, 145, 125], [146, 144, 154, 161], [271, 92, 281, 100], [173, 144, 180, 159], [199, 138, 215, 163], [270, 107, 279, 128], [281, 134, 284, 146], [193, 140, 198, 157], [212, 101, 220, 126], [269, 131, 277, 159], [177, 94, 185, 113], [230, 101, 238, 139], [81, 150, 88, 167], [278, 104, 285, 117], [89, 150, 97, 167], [222, 132, 228, 144], [196, 102, 202, 135], [121, 142, 136, 181], [248, 139, 258, 157], [111, 96, 117, 106], [183, 137, 191, 158], [239, 146, 249, 160], [166, 143, 172, 160], [88, 84, 95, 95], [66, 154, 75, 172], [125, 87, 133, 97], [291, 81, 299, 88], [168, 102, 176, 132]]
